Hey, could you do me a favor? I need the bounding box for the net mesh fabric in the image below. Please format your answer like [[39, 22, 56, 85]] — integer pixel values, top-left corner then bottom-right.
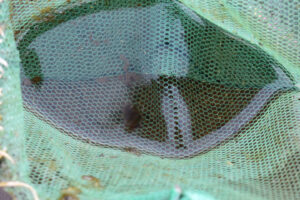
[[5, 0, 300, 199]]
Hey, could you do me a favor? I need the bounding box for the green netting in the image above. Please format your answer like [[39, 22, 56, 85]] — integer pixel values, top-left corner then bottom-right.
[[0, 0, 299, 200]]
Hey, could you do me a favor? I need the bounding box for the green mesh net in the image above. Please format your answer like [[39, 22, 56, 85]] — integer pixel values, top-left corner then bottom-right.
[[0, 0, 299, 199]]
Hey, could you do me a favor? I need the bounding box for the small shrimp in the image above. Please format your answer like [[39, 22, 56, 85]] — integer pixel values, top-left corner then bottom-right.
[[123, 104, 141, 132], [89, 34, 100, 46], [120, 54, 130, 85], [119, 54, 142, 86]]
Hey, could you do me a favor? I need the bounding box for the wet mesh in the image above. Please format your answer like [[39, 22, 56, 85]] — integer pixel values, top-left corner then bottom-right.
[[2, 0, 300, 199]]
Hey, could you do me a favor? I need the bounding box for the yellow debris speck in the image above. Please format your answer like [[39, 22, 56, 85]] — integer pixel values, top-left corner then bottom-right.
[[61, 186, 81, 195], [40, 7, 52, 15], [226, 161, 234, 166], [81, 175, 102, 188]]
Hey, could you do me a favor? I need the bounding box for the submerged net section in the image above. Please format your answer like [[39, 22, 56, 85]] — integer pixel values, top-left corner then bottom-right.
[[2, 0, 299, 199]]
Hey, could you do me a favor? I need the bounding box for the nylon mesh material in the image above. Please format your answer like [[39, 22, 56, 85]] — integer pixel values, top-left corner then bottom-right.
[[1, 0, 299, 199]]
